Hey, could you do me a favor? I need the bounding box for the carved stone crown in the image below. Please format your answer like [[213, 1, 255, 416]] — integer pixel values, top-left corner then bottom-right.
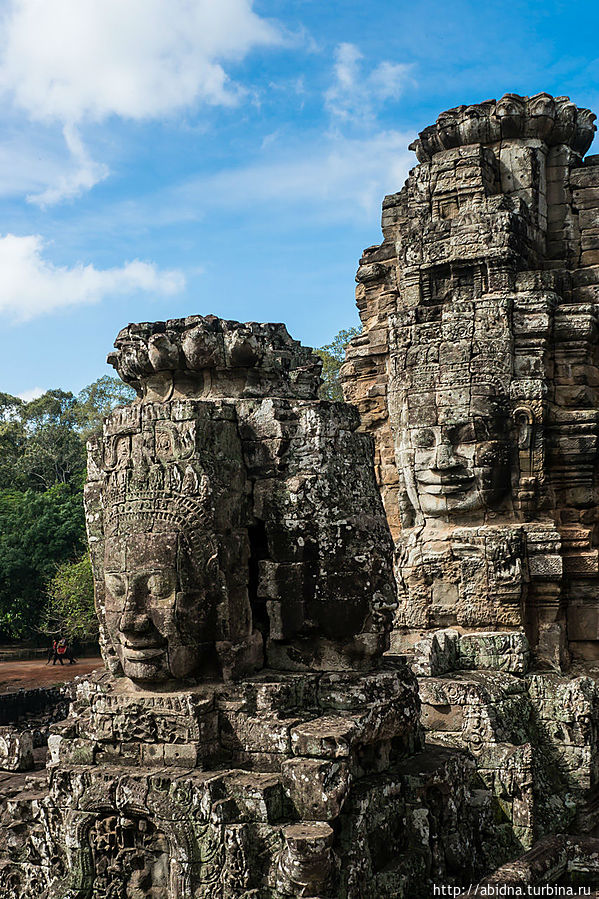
[[107, 314, 323, 400], [410, 93, 597, 162]]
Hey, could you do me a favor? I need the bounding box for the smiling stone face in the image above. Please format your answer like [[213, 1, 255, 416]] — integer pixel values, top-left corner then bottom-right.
[[103, 530, 218, 683], [398, 394, 511, 521], [395, 384, 512, 524]]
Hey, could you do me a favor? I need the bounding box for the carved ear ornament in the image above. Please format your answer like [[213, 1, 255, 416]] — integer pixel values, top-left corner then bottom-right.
[[512, 406, 535, 451], [512, 405, 540, 519]]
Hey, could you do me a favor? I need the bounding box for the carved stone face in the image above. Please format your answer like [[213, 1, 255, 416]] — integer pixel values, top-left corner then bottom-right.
[[104, 531, 215, 683], [398, 393, 511, 520]]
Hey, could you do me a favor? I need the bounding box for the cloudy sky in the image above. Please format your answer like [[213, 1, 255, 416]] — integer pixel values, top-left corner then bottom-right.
[[1, 0, 598, 398]]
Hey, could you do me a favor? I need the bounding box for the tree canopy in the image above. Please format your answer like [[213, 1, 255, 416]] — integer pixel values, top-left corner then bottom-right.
[[0, 375, 135, 642], [0, 486, 86, 638], [42, 553, 97, 643], [316, 326, 361, 401]]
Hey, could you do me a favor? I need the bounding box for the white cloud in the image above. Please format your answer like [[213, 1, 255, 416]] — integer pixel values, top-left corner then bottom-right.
[[325, 43, 412, 124], [0, 233, 185, 322], [0, 126, 108, 204], [0, 0, 280, 123], [178, 130, 414, 223], [27, 123, 109, 206], [18, 386, 44, 401], [0, 0, 281, 204], [0, 137, 66, 198]]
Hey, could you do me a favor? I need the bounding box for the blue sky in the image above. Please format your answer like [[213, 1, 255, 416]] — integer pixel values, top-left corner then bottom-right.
[[0, 0, 598, 398]]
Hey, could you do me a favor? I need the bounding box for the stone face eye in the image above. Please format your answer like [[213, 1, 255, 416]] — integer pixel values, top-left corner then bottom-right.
[[105, 573, 126, 597], [452, 424, 476, 444], [412, 429, 435, 449], [147, 572, 175, 598]]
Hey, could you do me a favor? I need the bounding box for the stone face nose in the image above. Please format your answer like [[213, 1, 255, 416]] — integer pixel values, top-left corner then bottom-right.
[[119, 578, 152, 634], [434, 440, 461, 470]]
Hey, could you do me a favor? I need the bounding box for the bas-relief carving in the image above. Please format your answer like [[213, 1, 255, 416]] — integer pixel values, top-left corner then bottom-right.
[[87, 398, 257, 685], [45, 316, 413, 896], [89, 816, 169, 899], [395, 388, 512, 523], [341, 92, 599, 878], [104, 531, 216, 683], [388, 295, 552, 646]]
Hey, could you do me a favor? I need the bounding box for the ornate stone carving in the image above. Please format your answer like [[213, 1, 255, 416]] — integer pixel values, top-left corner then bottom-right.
[[0, 316, 492, 899], [342, 91, 599, 879], [88, 815, 169, 899], [85, 316, 397, 684], [342, 91, 599, 668]]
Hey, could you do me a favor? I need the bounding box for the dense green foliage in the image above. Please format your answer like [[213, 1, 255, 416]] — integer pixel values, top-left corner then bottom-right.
[[316, 327, 361, 401], [0, 376, 135, 641], [0, 486, 87, 638], [42, 553, 97, 642]]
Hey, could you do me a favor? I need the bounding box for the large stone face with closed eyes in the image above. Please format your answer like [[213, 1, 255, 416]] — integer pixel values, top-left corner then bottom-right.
[[396, 391, 511, 520], [103, 531, 219, 683]]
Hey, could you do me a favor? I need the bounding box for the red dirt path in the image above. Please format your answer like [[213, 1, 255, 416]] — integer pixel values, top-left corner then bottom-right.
[[0, 658, 103, 693]]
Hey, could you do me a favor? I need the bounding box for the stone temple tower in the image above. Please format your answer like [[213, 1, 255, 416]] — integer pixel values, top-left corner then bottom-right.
[[341, 93, 599, 669]]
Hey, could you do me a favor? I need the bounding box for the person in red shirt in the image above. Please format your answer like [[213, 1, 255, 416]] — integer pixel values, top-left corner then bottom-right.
[[54, 638, 67, 666]]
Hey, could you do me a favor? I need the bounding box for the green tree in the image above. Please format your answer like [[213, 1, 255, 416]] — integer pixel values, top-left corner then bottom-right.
[[0, 391, 23, 421], [42, 553, 97, 642], [0, 486, 86, 639], [316, 326, 361, 401], [13, 390, 86, 491], [0, 393, 26, 490], [76, 375, 137, 439], [0, 374, 135, 642]]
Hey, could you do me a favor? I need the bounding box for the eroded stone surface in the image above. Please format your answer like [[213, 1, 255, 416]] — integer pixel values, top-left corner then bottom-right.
[[87, 317, 397, 683], [342, 91, 599, 887], [0, 316, 491, 898], [342, 92, 599, 668]]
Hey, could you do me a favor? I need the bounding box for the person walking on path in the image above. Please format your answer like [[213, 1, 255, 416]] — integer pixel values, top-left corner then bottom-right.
[[46, 639, 57, 664], [54, 638, 67, 665]]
